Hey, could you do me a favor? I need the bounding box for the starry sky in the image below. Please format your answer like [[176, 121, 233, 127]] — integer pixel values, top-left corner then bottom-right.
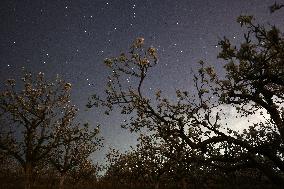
[[0, 0, 283, 162]]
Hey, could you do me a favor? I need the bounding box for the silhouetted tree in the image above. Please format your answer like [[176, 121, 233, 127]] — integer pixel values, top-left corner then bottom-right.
[[104, 134, 170, 188], [69, 159, 100, 187], [50, 122, 101, 188], [50, 123, 102, 189], [0, 71, 86, 189], [89, 7, 284, 188]]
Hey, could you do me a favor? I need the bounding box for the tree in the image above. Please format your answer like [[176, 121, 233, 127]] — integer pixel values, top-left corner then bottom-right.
[[0, 71, 80, 189], [103, 133, 231, 188], [69, 159, 100, 187], [89, 8, 284, 188], [0, 150, 22, 187], [104, 134, 170, 189], [50, 123, 102, 189]]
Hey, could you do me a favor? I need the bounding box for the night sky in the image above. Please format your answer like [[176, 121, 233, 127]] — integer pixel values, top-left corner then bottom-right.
[[0, 0, 283, 162]]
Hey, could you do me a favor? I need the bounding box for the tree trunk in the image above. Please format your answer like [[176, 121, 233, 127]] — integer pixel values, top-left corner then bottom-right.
[[24, 163, 33, 189], [154, 181, 159, 189], [251, 156, 284, 189], [59, 173, 66, 189], [181, 178, 187, 189]]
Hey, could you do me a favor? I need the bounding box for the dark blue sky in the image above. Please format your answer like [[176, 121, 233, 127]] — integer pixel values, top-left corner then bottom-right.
[[0, 0, 283, 162]]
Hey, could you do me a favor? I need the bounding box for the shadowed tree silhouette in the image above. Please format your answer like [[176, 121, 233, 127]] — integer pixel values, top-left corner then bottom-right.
[[0, 71, 101, 189], [89, 7, 284, 188], [49, 123, 102, 189]]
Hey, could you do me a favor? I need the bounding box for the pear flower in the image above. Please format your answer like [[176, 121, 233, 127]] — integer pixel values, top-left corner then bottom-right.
[[119, 53, 127, 62], [134, 37, 144, 47], [6, 79, 16, 86], [140, 58, 149, 66], [37, 72, 45, 81], [148, 47, 157, 56], [104, 58, 113, 67], [64, 83, 72, 90]]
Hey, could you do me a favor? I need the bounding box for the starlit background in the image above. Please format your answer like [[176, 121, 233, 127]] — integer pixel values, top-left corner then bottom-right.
[[0, 0, 283, 163]]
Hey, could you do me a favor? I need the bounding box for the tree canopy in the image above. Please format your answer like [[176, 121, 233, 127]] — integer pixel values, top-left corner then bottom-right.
[[0, 3, 284, 189], [0, 71, 102, 189], [89, 9, 284, 188]]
